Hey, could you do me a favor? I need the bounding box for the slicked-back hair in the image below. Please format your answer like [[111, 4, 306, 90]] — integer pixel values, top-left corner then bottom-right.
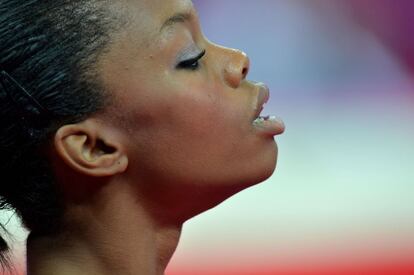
[[0, 0, 122, 268]]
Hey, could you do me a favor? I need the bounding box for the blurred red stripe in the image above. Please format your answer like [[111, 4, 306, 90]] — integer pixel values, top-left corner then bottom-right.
[[9, 263, 414, 274], [167, 263, 414, 275]]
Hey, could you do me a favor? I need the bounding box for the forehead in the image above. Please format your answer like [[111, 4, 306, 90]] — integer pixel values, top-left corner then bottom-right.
[[96, 0, 196, 90], [113, 0, 194, 34], [105, 0, 195, 52]]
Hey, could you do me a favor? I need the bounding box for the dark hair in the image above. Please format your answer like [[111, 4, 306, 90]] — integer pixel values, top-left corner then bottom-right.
[[0, 0, 122, 268]]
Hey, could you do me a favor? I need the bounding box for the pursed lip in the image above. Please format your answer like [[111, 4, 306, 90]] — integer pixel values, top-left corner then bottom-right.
[[252, 83, 270, 121]]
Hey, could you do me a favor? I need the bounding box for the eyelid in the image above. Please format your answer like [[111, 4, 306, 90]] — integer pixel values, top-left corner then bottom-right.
[[190, 49, 206, 62], [175, 49, 206, 69], [176, 45, 205, 63]]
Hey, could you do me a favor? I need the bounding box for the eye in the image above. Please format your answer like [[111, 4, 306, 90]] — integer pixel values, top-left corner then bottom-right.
[[176, 49, 206, 71]]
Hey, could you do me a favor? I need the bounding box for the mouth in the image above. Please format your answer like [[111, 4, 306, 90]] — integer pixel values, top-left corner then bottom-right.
[[251, 83, 285, 136], [252, 85, 269, 120]]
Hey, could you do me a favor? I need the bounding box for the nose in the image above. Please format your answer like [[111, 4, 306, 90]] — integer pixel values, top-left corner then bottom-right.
[[223, 49, 250, 89]]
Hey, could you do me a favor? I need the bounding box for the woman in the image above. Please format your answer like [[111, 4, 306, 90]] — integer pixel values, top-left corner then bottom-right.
[[0, 0, 285, 274]]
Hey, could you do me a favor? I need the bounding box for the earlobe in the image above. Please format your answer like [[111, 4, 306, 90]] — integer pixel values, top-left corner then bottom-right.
[[54, 122, 128, 178]]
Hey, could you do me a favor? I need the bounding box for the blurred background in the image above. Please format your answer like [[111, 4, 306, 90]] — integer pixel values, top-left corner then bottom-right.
[[3, 0, 414, 274]]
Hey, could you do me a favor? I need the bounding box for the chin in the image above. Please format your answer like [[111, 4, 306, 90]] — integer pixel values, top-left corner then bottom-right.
[[195, 158, 278, 217], [225, 145, 278, 196], [174, 144, 279, 222], [250, 142, 278, 185]]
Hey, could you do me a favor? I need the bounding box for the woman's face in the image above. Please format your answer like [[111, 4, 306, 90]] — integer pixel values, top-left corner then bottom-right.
[[96, 0, 284, 219]]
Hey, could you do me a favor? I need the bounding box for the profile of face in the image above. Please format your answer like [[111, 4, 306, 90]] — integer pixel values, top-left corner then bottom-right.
[[53, 0, 284, 224]]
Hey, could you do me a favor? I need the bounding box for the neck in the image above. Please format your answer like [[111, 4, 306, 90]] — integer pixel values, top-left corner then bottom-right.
[[26, 181, 182, 275]]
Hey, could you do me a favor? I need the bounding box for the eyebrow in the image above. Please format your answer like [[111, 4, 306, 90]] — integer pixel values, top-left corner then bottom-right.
[[160, 12, 193, 32]]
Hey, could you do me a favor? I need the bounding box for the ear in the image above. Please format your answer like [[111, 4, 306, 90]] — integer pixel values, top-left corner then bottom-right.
[[54, 119, 128, 177]]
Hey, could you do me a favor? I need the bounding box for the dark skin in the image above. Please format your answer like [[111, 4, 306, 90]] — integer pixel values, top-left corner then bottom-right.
[[26, 0, 284, 274]]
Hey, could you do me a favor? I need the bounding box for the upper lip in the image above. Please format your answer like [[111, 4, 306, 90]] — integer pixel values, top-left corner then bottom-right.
[[252, 83, 270, 120]]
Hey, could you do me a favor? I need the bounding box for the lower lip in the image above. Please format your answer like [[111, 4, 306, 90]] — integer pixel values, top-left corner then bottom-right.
[[252, 115, 285, 136]]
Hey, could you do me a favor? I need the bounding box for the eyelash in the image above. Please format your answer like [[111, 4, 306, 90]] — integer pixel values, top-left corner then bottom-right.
[[176, 50, 206, 71]]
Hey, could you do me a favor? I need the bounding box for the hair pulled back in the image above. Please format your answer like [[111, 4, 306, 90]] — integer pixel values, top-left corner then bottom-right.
[[0, 0, 121, 268]]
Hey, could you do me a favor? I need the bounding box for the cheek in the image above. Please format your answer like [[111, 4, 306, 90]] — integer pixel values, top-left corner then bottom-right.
[[172, 81, 248, 137], [164, 84, 242, 152], [135, 84, 274, 186]]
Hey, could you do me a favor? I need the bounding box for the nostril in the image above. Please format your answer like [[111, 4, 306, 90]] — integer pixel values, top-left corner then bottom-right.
[[242, 66, 249, 79]]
